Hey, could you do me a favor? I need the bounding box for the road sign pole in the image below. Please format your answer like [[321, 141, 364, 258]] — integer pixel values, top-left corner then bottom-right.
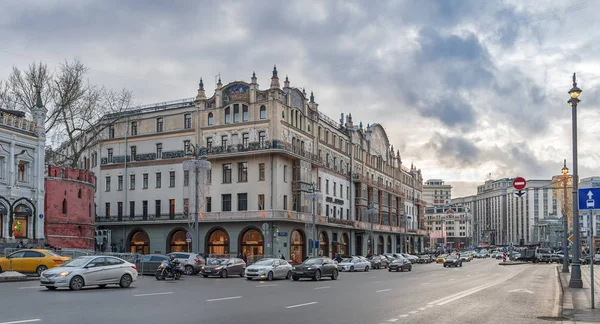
[[590, 209, 595, 309]]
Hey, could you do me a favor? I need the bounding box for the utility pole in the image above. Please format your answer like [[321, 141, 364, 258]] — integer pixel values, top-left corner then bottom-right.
[[306, 183, 322, 257]]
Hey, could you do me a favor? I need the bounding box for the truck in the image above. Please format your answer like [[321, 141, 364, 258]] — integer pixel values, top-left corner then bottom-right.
[[535, 248, 554, 263]]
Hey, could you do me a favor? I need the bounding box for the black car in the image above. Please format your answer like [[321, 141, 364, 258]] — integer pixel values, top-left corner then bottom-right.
[[388, 258, 412, 272], [417, 255, 431, 264], [201, 258, 246, 278], [443, 255, 463, 268], [292, 257, 339, 281], [368, 255, 389, 269]]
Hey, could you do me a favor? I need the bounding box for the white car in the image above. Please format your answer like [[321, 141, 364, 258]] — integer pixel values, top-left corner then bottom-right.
[[40, 255, 138, 291], [245, 258, 293, 280], [338, 257, 370, 272]]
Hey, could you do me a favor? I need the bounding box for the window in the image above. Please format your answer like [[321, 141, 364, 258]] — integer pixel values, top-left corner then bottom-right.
[[340, 184, 343, 198], [156, 117, 164, 132], [242, 133, 249, 148], [17, 161, 27, 182], [208, 112, 214, 126], [169, 199, 175, 218], [107, 148, 113, 163], [259, 131, 266, 147], [225, 107, 231, 124], [156, 143, 162, 159], [258, 194, 265, 210], [129, 201, 135, 218], [260, 105, 266, 119], [105, 202, 110, 217], [169, 171, 175, 187], [130, 174, 135, 190], [233, 104, 240, 123], [130, 146, 136, 161], [117, 202, 123, 218], [283, 195, 288, 210], [207, 170, 212, 184], [143, 173, 148, 189], [184, 140, 191, 153], [242, 105, 248, 121], [222, 194, 232, 211], [318, 177, 321, 191], [142, 200, 148, 218], [223, 163, 232, 183], [155, 200, 161, 217], [118, 175, 123, 191], [62, 199, 67, 215], [259, 163, 265, 181], [105, 176, 111, 192], [108, 125, 115, 138], [156, 172, 162, 188], [238, 162, 248, 182], [326, 179, 329, 194], [131, 121, 137, 135], [238, 193, 248, 211], [206, 197, 212, 212], [333, 182, 337, 196], [184, 113, 192, 129], [283, 165, 287, 182], [221, 135, 228, 147], [184, 170, 189, 187], [183, 198, 189, 215]]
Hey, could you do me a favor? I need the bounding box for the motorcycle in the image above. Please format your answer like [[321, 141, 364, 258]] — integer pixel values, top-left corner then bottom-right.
[[155, 259, 183, 280]]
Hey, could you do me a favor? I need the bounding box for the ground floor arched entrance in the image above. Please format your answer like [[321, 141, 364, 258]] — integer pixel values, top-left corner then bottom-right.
[[239, 228, 263, 260], [13, 204, 31, 238], [168, 229, 189, 253], [377, 235, 384, 255], [129, 230, 150, 254], [206, 228, 229, 255], [290, 229, 305, 264], [386, 236, 392, 253], [319, 231, 329, 257]]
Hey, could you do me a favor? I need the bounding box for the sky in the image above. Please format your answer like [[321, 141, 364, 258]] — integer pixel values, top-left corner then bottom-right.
[[2, 0, 600, 197]]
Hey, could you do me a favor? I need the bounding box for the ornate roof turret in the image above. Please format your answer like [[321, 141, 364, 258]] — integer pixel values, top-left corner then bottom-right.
[[35, 84, 43, 108], [270, 65, 280, 89], [284, 75, 290, 88], [310, 91, 314, 103], [273, 65, 278, 78], [217, 75, 222, 89], [199, 78, 204, 90], [251, 71, 257, 84], [195, 77, 207, 101]]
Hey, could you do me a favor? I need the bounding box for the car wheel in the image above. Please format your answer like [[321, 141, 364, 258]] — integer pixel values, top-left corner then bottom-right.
[[408, 266, 412, 271], [175, 272, 182, 280], [46, 286, 57, 290], [0, 265, 3, 273], [459, 264, 462, 267], [202, 275, 209, 278], [292, 276, 299, 281], [313, 270, 321, 281], [286, 271, 292, 279], [184, 265, 194, 275], [365, 265, 369, 272], [267, 271, 273, 281], [98, 284, 107, 288], [69, 276, 84, 291], [388, 268, 391, 272], [221, 270, 228, 278], [350, 266, 354, 272], [331, 270, 338, 280], [246, 277, 252, 280], [36, 265, 48, 276], [119, 274, 133, 288]]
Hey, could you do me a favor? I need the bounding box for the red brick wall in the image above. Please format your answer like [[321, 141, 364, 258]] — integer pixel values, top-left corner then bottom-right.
[[44, 165, 95, 250]]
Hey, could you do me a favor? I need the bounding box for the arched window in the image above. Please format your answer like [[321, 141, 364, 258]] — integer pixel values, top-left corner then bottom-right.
[[242, 105, 248, 121], [62, 199, 67, 215], [233, 104, 240, 123], [225, 107, 231, 124], [259, 106, 266, 119], [295, 111, 299, 128], [208, 112, 214, 126]]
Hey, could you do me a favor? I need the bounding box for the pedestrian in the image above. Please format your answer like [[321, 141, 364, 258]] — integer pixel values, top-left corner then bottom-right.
[[242, 253, 247, 263], [281, 253, 285, 260]]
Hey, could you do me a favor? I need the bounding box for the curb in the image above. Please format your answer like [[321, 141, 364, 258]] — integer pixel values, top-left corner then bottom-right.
[[498, 262, 529, 266], [0, 277, 39, 283], [557, 266, 565, 319]]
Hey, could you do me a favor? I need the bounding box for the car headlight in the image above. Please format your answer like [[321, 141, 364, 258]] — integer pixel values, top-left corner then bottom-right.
[[215, 266, 223, 270], [58, 271, 70, 277], [307, 267, 314, 270]]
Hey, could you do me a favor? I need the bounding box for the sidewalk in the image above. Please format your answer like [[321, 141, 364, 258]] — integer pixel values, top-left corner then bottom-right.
[[559, 264, 600, 323]]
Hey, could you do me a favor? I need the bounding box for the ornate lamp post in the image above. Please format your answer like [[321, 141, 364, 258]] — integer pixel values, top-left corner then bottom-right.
[[183, 147, 212, 254], [305, 183, 323, 257], [567, 73, 582, 288], [562, 160, 570, 273], [367, 202, 378, 255]]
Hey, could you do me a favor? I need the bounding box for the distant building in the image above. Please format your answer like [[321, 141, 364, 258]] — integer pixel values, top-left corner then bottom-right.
[[423, 179, 452, 207], [425, 204, 472, 250], [506, 180, 556, 246]]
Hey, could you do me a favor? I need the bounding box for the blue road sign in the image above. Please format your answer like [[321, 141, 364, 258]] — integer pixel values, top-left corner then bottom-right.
[[578, 187, 600, 210], [186, 232, 192, 239]]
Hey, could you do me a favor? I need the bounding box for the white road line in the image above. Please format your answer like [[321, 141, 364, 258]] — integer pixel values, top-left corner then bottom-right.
[[371, 281, 382, 283], [285, 301, 318, 309], [0, 320, 41, 324], [449, 278, 455, 281], [467, 275, 471, 277], [399, 314, 409, 317], [409, 311, 419, 314], [206, 296, 243, 302], [426, 305, 435, 308], [18, 286, 41, 289], [422, 283, 430, 285], [256, 284, 278, 287], [388, 319, 399, 322], [367, 276, 377, 278], [134, 292, 173, 297], [314, 286, 331, 290], [376, 289, 391, 293], [418, 307, 426, 311]]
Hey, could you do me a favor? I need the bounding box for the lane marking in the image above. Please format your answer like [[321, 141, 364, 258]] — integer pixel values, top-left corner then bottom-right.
[[256, 284, 278, 287], [409, 311, 418, 314], [285, 301, 318, 309], [18, 286, 42, 289], [134, 292, 173, 297], [426, 305, 435, 308], [206, 296, 243, 302], [314, 286, 331, 290], [422, 283, 430, 285], [399, 314, 409, 317], [367, 276, 377, 279], [388, 319, 398, 322], [449, 279, 455, 281], [418, 307, 427, 311], [467, 275, 471, 277], [376, 289, 391, 293], [371, 281, 382, 283], [0, 320, 42, 324]]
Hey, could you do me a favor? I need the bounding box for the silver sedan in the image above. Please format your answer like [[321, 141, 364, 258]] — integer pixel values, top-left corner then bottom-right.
[[245, 258, 293, 281], [40, 255, 138, 291]]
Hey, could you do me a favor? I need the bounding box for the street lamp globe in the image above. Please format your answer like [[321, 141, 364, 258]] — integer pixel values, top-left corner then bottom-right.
[[562, 162, 569, 176]]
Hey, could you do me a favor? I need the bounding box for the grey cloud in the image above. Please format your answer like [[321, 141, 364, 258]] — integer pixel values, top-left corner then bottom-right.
[[422, 133, 481, 168]]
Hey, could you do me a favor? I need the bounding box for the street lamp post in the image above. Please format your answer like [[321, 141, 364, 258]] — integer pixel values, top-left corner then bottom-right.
[[305, 184, 322, 258], [367, 203, 378, 256], [562, 160, 570, 273], [183, 146, 212, 254], [568, 73, 583, 288]]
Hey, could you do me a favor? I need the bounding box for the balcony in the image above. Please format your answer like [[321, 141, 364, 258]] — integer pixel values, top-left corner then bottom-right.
[[0, 113, 37, 134]]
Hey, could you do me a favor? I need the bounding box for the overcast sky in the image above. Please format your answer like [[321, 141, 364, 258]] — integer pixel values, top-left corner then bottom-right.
[[2, 0, 600, 197]]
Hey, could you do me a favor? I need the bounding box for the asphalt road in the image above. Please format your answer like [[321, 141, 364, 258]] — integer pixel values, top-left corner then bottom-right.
[[0, 258, 560, 324]]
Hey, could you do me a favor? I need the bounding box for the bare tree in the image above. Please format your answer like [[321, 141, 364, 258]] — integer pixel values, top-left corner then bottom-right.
[[0, 60, 133, 168]]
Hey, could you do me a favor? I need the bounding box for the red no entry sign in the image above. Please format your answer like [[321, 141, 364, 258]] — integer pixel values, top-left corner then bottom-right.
[[513, 177, 527, 190]]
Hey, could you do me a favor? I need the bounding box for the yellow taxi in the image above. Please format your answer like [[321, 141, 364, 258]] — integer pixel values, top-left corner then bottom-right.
[[436, 254, 448, 263], [0, 249, 71, 275]]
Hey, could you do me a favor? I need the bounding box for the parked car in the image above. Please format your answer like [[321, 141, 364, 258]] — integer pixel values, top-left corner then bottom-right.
[[0, 249, 71, 275], [388, 257, 412, 272], [401, 253, 419, 263], [167, 252, 205, 275], [368, 255, 389, 269], [291, 257, 339, 281], [202, 258, 246, 278], [39, 256, 137, 291], [417, 255, 431, 264], [436, 254, 448, 263], [245, 258, 292, 280], [338, 257, 370, 272], [459, 254, 471, 262], [139, 254, 169, 275], [443, 255, 463, 268]]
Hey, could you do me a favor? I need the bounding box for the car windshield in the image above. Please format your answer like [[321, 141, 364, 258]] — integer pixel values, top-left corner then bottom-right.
[[62, 257, 92, 267], [447, 256, 458, 260], [253, 259, 275, 266], [303, 259, 323, 265], [341, 258, 354, 263], [208, 258, 229, 265]]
